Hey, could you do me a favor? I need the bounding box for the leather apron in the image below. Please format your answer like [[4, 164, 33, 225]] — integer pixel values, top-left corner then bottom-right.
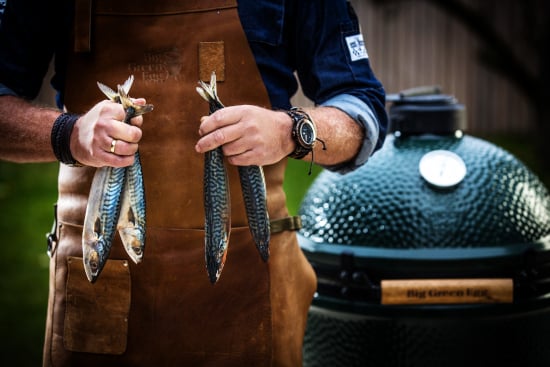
[[42, 1, 316, 366]]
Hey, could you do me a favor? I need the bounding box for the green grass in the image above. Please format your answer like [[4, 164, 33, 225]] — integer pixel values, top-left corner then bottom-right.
[[0, 134, 547, 366]]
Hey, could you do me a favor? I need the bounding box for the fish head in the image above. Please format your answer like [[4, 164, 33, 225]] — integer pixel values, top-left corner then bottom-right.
[[117, 84, 154, 117], [119, 227, 145, 264], [82, 237, 109, 283]]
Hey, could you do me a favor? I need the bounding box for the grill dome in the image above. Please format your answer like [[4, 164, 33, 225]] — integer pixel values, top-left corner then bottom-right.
[[299, 133, 550, 249]]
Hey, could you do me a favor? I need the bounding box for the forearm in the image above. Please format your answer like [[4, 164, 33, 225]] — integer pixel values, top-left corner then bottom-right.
[[305, 106, 364, 168], [0, 95, 60, 163]]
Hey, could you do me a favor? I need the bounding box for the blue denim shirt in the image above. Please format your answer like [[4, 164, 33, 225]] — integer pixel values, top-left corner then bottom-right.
[[0, 0, 387, 173]]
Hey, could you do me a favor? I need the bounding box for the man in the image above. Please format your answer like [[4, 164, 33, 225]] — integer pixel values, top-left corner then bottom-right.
[[0, 0, 387, 366]]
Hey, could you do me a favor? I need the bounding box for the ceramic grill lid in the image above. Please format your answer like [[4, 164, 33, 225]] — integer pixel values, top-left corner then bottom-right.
[[298, 92, 550, 297]]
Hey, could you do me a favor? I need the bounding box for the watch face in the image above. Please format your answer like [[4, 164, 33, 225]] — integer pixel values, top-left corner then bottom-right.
[[299, 121, 316, 145], [418, 150, 467, 188]]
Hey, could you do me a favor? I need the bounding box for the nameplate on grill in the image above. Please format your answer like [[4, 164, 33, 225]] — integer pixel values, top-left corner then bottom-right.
[[381, 278, 513, 305]]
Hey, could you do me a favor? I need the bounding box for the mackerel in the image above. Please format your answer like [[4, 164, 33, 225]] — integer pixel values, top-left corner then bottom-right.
[[82, 76, 152, 282], [196, 72, 270, 284]]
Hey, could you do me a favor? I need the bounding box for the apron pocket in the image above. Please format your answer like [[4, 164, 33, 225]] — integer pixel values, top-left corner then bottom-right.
[[63, 256, 131, 355]]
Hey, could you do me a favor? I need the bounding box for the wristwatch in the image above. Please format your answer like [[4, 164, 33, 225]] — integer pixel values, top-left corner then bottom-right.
[[286, 107, 318, 159]]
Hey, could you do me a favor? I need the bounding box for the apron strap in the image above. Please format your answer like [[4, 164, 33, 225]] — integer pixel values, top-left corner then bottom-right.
[[270, 216, 302, 233]]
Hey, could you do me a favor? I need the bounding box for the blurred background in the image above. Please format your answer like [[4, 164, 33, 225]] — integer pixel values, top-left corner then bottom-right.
[[1, 0, 549, 365]]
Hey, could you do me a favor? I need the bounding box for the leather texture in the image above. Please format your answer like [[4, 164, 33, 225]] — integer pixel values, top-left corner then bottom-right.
[[43, 1, 316, 366]]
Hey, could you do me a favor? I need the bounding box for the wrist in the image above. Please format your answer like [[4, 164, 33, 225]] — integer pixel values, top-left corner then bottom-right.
[[286, 107, 318, 159], [51, 112, 83, 167]]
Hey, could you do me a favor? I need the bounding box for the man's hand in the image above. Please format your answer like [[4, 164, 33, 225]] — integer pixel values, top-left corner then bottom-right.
[[71, 99, 146, 168], [195, 105, 293, 166], [195, 104, 364, 168]]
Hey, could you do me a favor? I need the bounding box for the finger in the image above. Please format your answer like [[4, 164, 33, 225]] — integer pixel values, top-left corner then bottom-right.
[[198, 106, 243, 136], [129, 114, 144, 128], [81, 142, 136, 168], [195, 123, 243, 153], [105, 137, 138, 157], [226, 149, 262, 167], [131, 97, 147, 106], [101, 151, 136, 168], [105, 119, 143, 144]]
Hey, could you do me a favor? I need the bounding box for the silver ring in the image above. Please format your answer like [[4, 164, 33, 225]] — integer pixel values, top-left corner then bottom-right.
[[110, 139, 118, 154]]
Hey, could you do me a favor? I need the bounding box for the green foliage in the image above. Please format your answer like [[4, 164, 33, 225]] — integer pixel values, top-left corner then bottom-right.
[[0, 162, 58, 366], [283, 159, 324, 215]]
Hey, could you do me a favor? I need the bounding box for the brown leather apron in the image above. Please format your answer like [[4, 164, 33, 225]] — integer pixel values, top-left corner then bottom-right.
[[42, 1, 316, 366]]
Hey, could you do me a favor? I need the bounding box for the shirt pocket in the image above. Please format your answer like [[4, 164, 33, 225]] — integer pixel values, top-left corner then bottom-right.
[[238, 0, 284, 45], [63, 256, 131, 355]]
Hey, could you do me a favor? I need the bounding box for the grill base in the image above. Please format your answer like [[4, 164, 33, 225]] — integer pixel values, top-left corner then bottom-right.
[[303, 298, 550, 367]]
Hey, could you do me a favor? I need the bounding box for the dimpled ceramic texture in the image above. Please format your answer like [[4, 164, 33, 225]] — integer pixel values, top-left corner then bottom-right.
[[299, 134, 550, 249]]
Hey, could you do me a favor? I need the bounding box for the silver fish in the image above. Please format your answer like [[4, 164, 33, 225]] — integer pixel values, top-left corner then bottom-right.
[[197, 73, 232, 284], [83, 165, 126, 282], [117, 153, 146, 264], [196, 72, 271, 283], [82, 76, 153, 282], [115, 85, 151, 263], [238, 165, 270, 261], [98, 79, 151, 263]]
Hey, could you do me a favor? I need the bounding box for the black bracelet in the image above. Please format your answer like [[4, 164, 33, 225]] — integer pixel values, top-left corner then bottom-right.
[[51, 112, 83, 167]]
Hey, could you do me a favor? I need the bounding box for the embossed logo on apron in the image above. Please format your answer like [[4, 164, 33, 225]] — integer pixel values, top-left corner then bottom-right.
[[129, 47, 183, 82]]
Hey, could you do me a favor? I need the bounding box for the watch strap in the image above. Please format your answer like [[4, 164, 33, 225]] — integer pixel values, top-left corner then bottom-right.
[[286, 107, 315, 159]]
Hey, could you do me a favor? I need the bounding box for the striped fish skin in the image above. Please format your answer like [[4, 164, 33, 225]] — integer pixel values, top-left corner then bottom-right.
[[196, 72, 271, 282], [204, 146, 231, 284], [197, 73, 232, 284], [115, 84, 151, 264], [82, 76, 153, 282], [83, 165, 126, 282], [117, 151, 146, 264], [238, 165, 270, 261]]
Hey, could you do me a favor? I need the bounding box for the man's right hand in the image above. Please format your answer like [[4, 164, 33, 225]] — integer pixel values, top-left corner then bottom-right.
[[70, 99, 145, 168]]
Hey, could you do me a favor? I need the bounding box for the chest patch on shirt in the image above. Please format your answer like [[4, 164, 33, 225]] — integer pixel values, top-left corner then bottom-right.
[[345, 34, 368, 62]]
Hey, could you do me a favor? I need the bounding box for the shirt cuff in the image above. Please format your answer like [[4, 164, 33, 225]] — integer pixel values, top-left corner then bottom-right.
[[320, 94, 380, 174], [0, 83, 18, 97]]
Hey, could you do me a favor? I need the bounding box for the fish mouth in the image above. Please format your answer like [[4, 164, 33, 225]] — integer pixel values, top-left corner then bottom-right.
[[83, 247, 102, 283], [119, 228, 145, 264]]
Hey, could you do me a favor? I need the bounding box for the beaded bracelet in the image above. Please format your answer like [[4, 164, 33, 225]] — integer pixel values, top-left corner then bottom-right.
[[50, 112, 83, 167]]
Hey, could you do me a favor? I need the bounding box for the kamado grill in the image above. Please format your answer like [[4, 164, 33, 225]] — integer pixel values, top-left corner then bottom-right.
[[298, 90, 550, 367]]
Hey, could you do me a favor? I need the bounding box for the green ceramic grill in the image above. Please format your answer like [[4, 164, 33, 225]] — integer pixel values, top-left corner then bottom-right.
[[298, 91, 550, 367]]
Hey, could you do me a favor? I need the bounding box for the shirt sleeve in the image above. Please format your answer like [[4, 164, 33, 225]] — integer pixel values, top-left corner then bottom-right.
[[320, 94, 380, 173], [0, 82, 17, 97], [292, 0, 388, 173], [0, 1, 60, 99]]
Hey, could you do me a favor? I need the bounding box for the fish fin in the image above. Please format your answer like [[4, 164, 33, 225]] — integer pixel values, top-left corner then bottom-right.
[[210, 72, 218, 99], [196, 86, 213, 103], [97, 81, 118, 101], [118, 84, 132, 110], [118, 84, 154, 117], [121, 75, 134, 95], [196, 73, 224, 110], [94, 217, 102, 236]]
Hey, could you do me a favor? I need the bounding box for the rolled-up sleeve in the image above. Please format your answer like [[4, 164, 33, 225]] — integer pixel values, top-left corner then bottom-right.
[[321, 93, 380, 173], [292, 0, 388, 173]]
